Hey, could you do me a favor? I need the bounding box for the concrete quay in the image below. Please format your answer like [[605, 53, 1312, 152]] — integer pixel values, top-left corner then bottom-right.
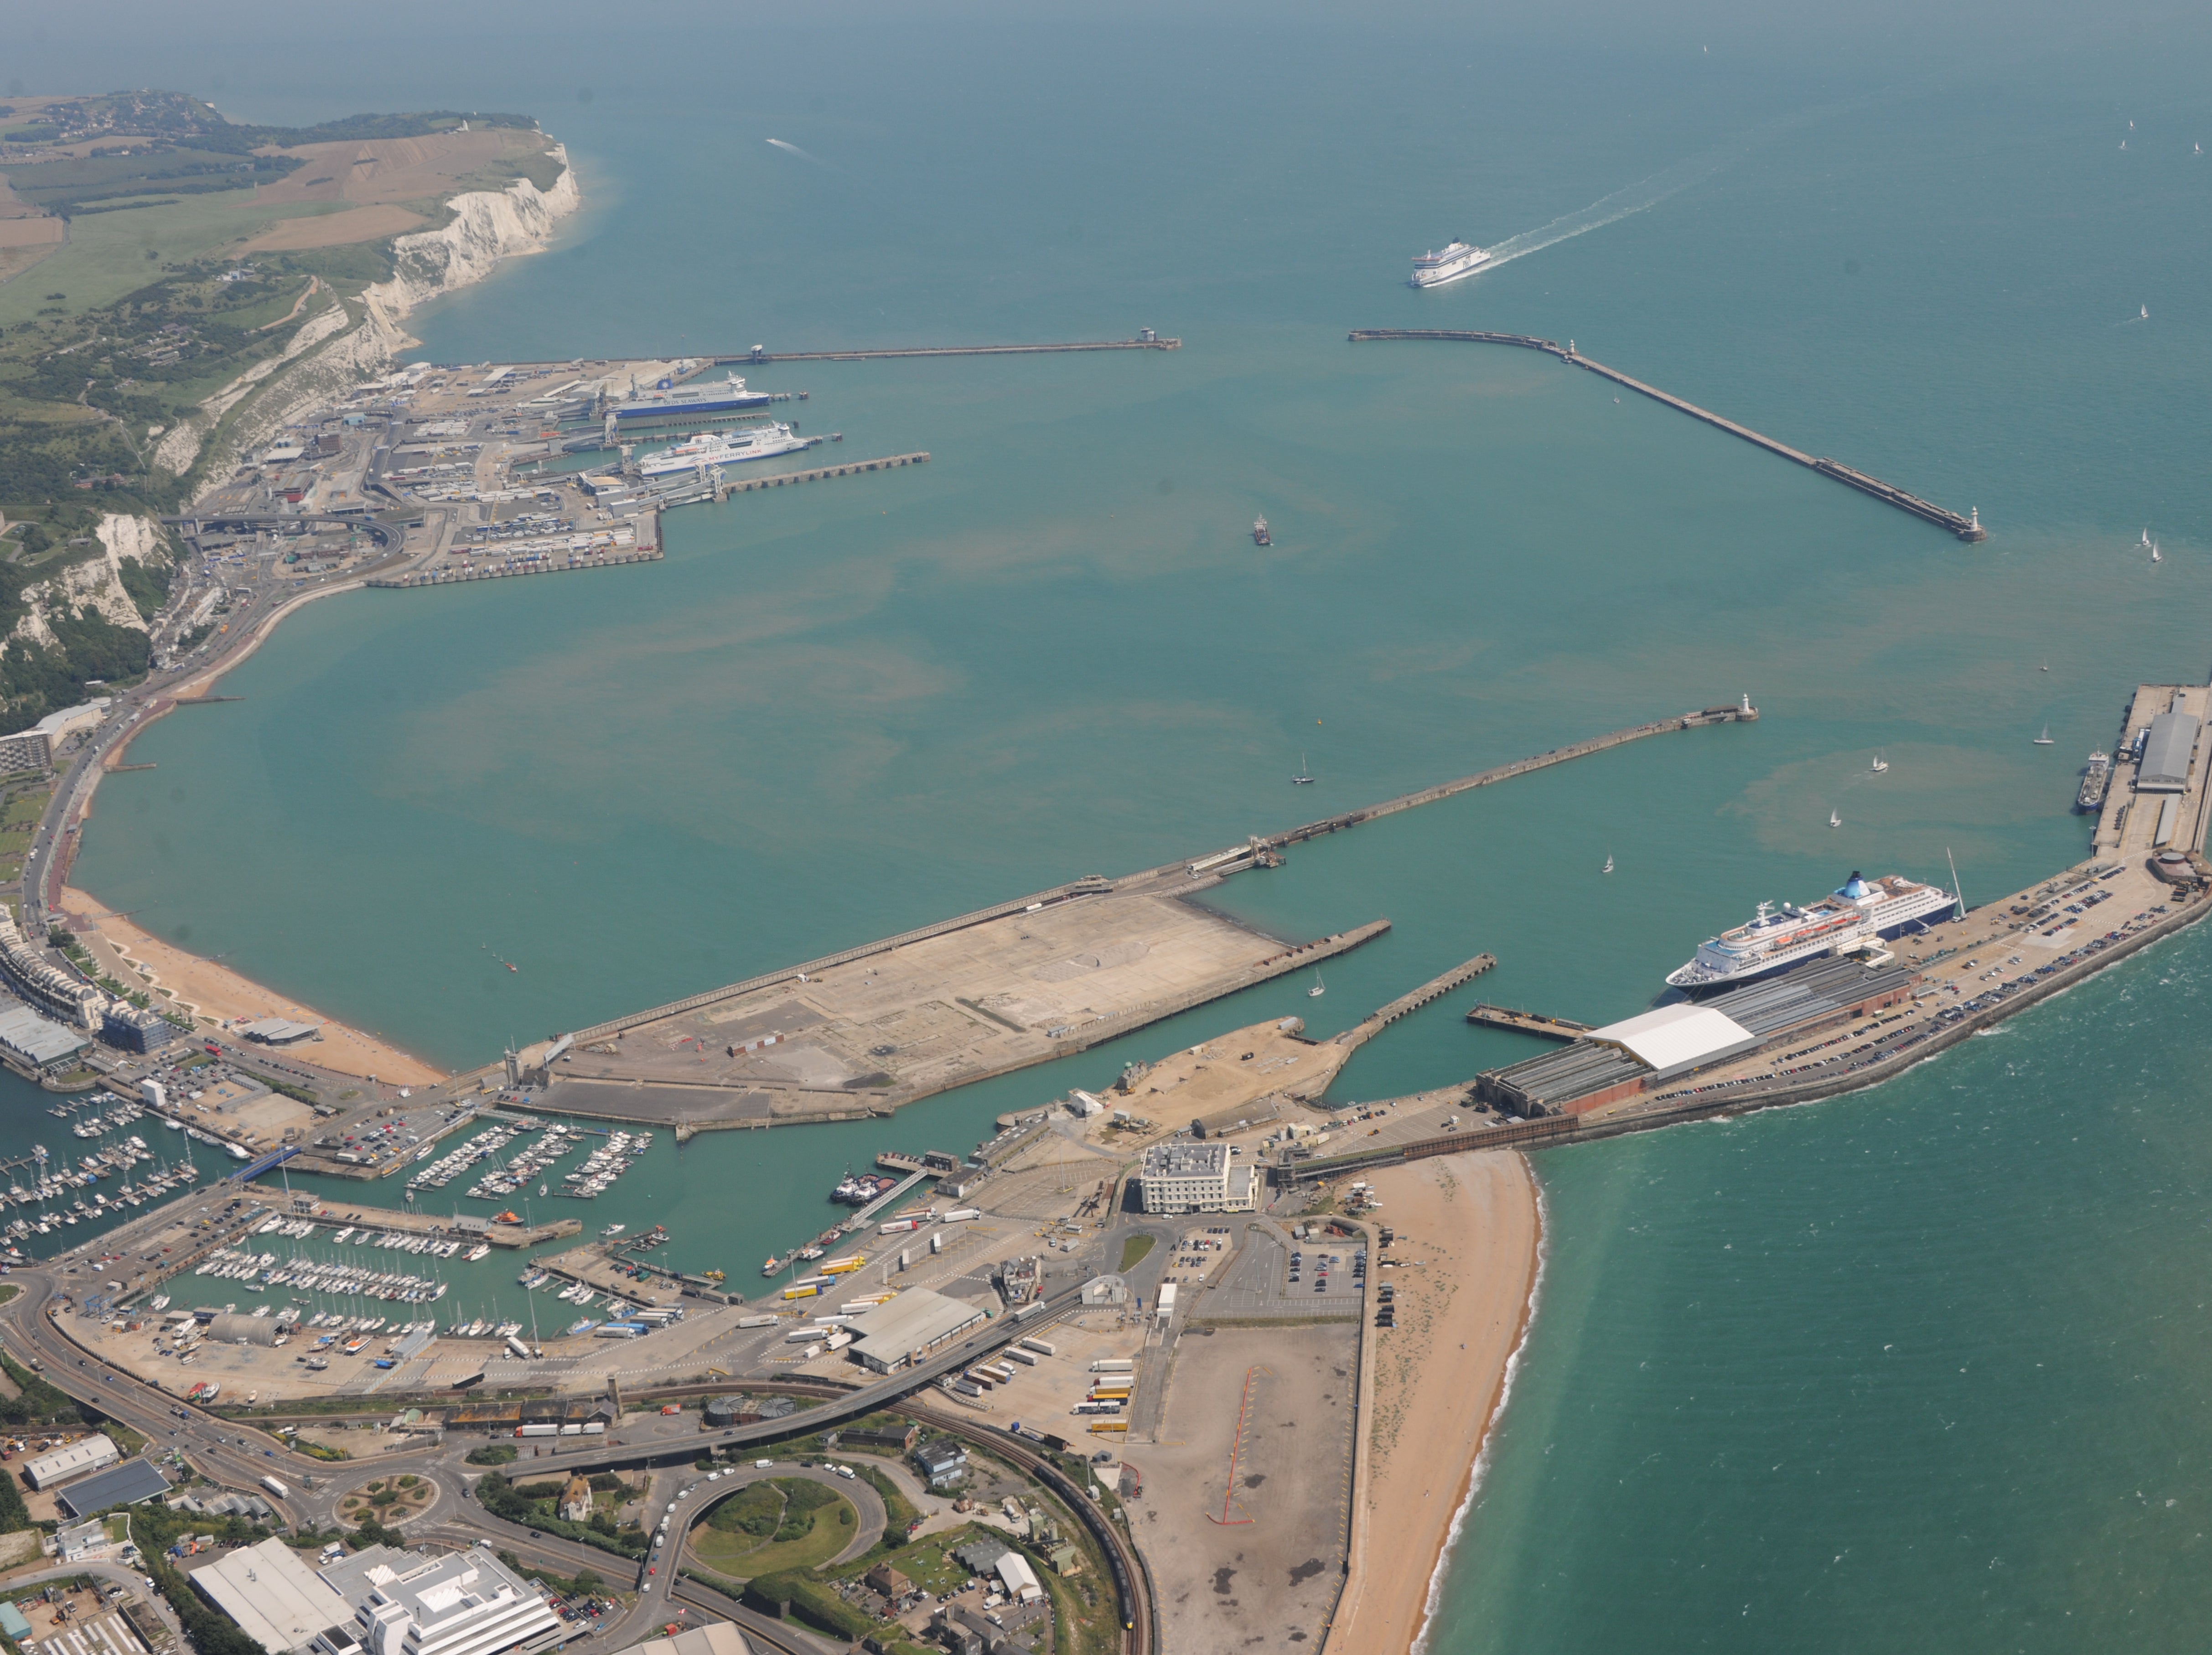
[[1348, 328, 1988, 541], [1284, 675, 2212, 1181]]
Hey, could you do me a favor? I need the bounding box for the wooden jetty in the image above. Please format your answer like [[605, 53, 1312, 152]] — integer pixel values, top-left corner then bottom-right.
[[719, 337, 1178, 364], [1347, 328, 1986, 542], [640, 452, 930, 509], [1337, 953, 1497, 1049], [1465, 1003, 1591, 1040]]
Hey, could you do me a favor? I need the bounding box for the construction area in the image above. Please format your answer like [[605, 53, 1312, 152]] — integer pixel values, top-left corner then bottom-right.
[[519, 880, 1388, 1130]]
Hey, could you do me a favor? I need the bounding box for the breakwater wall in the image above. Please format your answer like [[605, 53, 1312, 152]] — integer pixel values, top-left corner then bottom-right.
[[716, 336, 1178, 363], [1347, 329, 1986, 542]]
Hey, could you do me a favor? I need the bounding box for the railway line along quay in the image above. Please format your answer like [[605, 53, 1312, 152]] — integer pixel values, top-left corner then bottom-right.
[[1349, 328, 1987, 541], [492, 701, 1755, 1131]]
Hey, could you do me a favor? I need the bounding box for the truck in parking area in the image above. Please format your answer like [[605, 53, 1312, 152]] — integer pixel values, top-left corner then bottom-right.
[[518, 1422, 560, 1437], [262, 1476, 289, 1501]]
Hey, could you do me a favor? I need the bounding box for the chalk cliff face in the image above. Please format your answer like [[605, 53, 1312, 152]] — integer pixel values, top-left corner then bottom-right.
[[367, 149, 583, 325], [176, 144, 581, 487], [4, 513, 171, 661]]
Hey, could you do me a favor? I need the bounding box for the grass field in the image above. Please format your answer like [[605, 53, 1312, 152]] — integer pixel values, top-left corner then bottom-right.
[[0, 192, 347, 326], [688, 1480, 858, 1580], [1119, 1234, 1156, 1271]]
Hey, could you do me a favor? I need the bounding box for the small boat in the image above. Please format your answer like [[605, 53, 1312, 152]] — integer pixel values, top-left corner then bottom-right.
[[2151, 540, 2162, 564], [1292, 752, 1315, 785], [603, 1224, 626, 1238], [1308, 970, 1326, 999], [1252, 516, 1271, 547], [762, 1256, 786, 1277], [1829, 809, 1841, 828], [1869, 754, 1888, 773], [1601, 854, 1614, 874], [2034, 725, 2055, 745]]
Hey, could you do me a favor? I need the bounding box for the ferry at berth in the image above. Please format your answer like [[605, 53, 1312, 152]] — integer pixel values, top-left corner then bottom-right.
[[1666, 872, 1955, 992], [612, 373, 772, 424], [638, 422, 815, 477], [1409, 240, 1492, 287]]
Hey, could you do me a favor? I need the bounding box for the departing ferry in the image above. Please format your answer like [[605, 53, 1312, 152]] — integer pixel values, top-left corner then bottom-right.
[[1409, 240, 1492, 288], [612, 372, 773, 424], [1665, 872, 1955, 991], [637, 422, 815, 477]]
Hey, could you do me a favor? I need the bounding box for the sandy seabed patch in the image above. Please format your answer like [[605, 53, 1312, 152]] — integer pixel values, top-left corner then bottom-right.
[[60, 884, 445, 1086]]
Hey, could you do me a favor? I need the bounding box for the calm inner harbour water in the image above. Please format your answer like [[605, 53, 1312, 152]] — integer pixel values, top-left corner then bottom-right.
[[26, 0, 2212, 1644]]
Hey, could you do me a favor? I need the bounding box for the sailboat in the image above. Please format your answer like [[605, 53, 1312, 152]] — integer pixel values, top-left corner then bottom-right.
[[1601, 854, 1614, 874], [2151, 540, 2162, 564], [2034, 725, 2055, 745], [1292, 752, 1315, 785], [1869, 753, 1888, 773], [1307, 970, 1326, 998], [1829, 809, 1841, 829]]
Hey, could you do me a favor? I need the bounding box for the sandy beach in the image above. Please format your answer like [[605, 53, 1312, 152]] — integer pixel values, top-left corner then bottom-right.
[[58, 884, 445, 1087], [1332, 1150, 1541, 1654]]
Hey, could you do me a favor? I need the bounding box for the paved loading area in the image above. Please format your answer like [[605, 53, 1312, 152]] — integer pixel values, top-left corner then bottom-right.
[[1134, 1322, 1360, 1655], [535, 890, 1375, 1127]]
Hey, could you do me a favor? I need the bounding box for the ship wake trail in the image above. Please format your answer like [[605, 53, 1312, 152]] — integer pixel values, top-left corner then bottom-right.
[[1478, 147, 1734, 271], [765, 137, 839, 171]]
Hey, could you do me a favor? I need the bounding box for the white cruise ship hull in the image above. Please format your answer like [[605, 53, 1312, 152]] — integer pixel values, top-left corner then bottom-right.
[[1666, 877, 1953, 992]]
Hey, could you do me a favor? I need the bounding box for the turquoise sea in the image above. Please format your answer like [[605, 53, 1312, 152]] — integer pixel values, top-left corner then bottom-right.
[[20, 0, 2212, 1644]]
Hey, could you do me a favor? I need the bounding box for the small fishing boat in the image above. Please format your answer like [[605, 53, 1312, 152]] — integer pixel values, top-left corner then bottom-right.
[[1252, 516, 1271, 546]]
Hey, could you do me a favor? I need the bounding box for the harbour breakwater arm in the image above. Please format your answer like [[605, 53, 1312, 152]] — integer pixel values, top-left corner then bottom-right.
[[1347, 328, 1986, 542], [716, 336, 1178, 363]]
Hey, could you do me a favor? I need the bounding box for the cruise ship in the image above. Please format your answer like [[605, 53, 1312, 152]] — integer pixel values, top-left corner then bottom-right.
[[1409, 240, 1492, 288], [1665, 872, 1955, 992], [612, 372, 773, 424], [637, 422, 816, 477]]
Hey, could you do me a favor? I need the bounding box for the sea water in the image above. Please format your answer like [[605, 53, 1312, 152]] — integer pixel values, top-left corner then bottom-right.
[[26, 1, 2212, 1644]]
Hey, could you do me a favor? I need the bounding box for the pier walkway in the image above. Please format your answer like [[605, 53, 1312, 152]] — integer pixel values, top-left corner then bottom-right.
[[1336, 953, 1496, 1049], [1348, 328, 1986, 541], [1464, 1004, 1591, 1040]]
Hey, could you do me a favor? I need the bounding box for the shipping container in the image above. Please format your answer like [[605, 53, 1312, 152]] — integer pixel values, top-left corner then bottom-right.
[[822, 1257, 865, 1275], [951, 1380, 983, 1397], [1019, 1338, 1057, 1356], [787, 1326, 824, 1342], [781, 1285, 820, 1301], [518, 1422, 559, 1437], [1090, 1359, 1136, 1373], [1003, 1348, 1040, 1366], [942, 1209, 981, 1222], [1072, 1401, 1123, 1415], [1086, 1420, 1129, 1434], [794, 1274, 833, 1289], [824, 1331, 853, 1349], [559, 1422, 583, 1435], [737, 1314, 780, 1328]]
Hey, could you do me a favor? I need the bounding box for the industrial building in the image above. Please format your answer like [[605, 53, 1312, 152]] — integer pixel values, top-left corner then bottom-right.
[[1476, 956, 1919, 1117], [2138, 703, 2200, 793], [842, 1288, 990, 1373], [190, 1538, 355, 1655], [0, 1001, 92, 1074], [1134, 1141, 1258, 1214], [24, 1432, 119, 1489], [606, 1624, 749, 1655], [238, 1017, 321, 1046], [56, 1457, 172, 1520]]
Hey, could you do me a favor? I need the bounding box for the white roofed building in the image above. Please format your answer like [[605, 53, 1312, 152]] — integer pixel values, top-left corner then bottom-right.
[[1581, 1004, 1761, 1080], [24, 1433, 118, 1489], [1134, 1141, 1258, 1215], [189, 1537, 354, 1654], [318, 1548, 559, 1655]]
